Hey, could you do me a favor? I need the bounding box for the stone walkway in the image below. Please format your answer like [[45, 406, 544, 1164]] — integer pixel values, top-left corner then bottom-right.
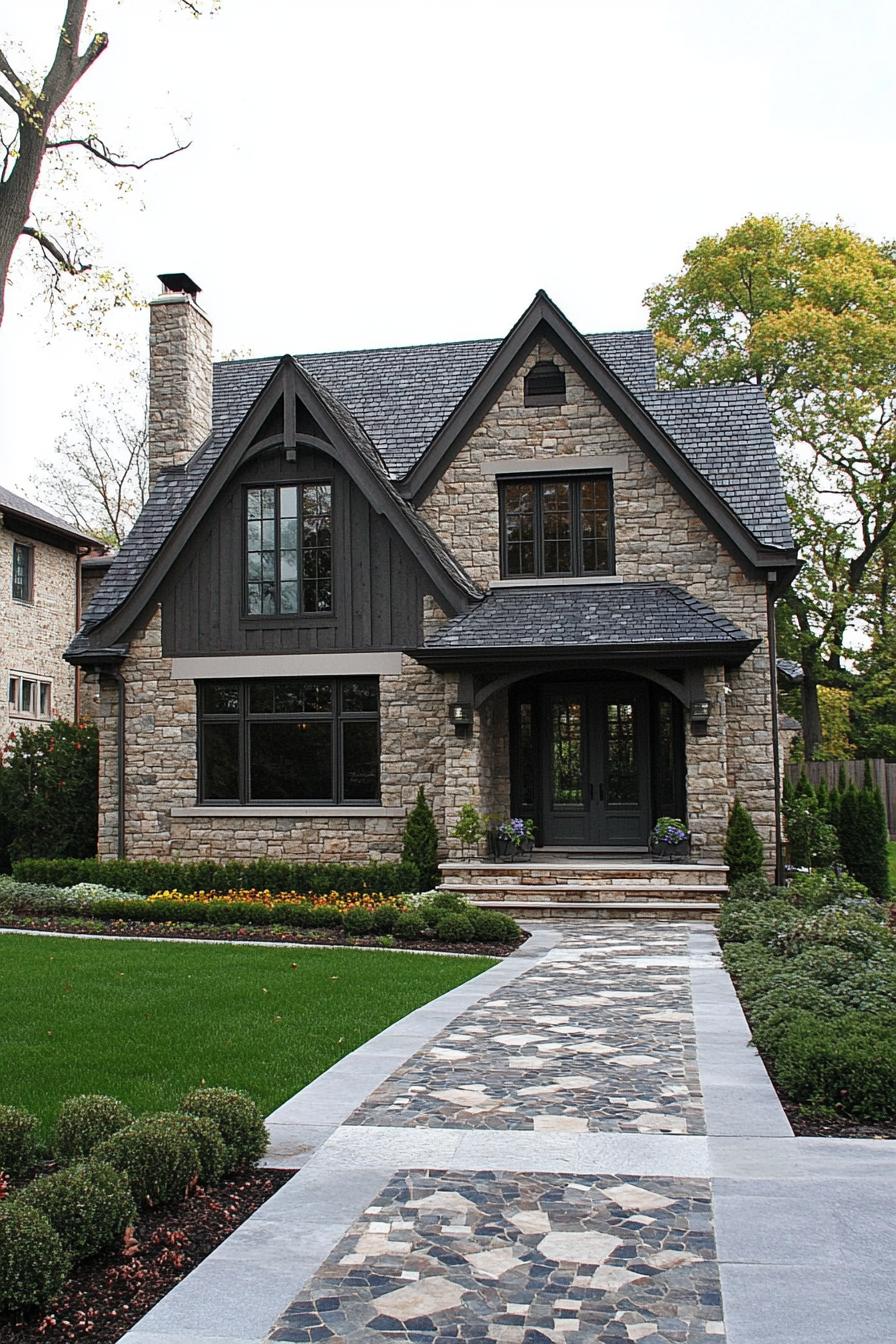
[[119, 923, 896, 1344]]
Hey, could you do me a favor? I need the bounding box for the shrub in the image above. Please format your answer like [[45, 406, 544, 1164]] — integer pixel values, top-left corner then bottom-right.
[[727, 873, 774, 902], [470, 908, 520, 943], [0, 1105, 40, 1178], [451, 804, 485, 853], [0, 1203, 71, 1313], [723, 799, 764, 880], [179, 1088, 267, 1169], [784, 795, 839, 869], [435, 912, 475, 943], [343, 906, 375, 936], [717, 898, 800, 947], [787, 869, 871, 914], [401, 787, 439, 890], [180, 1115, 227, 1186], [16, 1160, 135, 1262], [426, 889, 468, 913], [840, 773, 890, 900], [771, 1010, 896, 1121], [0, 719, 98, 865], [371, 904, 398, 934], [93, 1115, 200, 1207], [394, 910, 426, 941], [55, 1094, 134, 1162], [774, 908, 895, 961]]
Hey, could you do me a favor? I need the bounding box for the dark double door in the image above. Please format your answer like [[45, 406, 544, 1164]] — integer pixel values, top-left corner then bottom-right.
[[540, 684, 649, 847]]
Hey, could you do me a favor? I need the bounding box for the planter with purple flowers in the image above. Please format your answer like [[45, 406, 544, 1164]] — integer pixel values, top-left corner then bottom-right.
[[489, 817, 536, 862], [649, 816, 692, 862]]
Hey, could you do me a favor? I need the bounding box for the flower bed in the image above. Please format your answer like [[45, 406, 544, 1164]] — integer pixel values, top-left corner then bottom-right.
[[719, 869, 896, 1134]]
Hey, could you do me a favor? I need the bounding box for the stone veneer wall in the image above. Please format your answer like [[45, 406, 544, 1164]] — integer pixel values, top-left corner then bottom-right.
[[148, 293, 213, 487], [420, 340, 778, 865], [96, 605, 450, 862], [1, 524, 78, 740]]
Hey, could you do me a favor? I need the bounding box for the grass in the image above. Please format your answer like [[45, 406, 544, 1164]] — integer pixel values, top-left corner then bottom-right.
[[0, 934, 494, 1132]]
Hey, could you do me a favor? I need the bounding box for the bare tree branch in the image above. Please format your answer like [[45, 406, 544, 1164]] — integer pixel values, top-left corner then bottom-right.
[[46, 133, 192, 170], [22, 224, 91, 275], [0, 46, 28, 98]]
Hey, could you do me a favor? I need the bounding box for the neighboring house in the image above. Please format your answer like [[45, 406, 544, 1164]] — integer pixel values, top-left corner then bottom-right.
[[1, 486, 105, 739], [67, 276, 798, 868]]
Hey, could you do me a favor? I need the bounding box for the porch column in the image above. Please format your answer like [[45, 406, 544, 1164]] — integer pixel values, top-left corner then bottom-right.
[[685, 665, 729, 863]]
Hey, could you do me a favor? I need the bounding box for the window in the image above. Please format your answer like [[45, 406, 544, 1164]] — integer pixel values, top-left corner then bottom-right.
[[524, 360, 566, 406], [11, 543, 33, 602], [500, 475, 613, 578], [198, 677, 379, 805], [7, 674, 51, 719], [245, 483, 332, 615]]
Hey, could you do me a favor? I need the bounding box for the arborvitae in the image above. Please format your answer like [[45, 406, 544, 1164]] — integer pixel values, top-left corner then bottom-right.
[[815, 778, 829, 814], [827, 786, 842, 833], [401, 786, 441, 890], [863, 758, 875, 791], [782, 775, 795, 810], [723, 798, 765, 881], [850, 769, 890, 900], [796, 770, 815, 799], [838, 763, 849, 793], [837, 784, 861, 884]]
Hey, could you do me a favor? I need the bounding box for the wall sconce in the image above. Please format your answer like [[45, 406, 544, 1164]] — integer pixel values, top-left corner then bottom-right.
[[690, 699, 710, 735], [449, 702, 473, 736]]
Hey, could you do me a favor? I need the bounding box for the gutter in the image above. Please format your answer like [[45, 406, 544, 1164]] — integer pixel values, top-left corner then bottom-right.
[[107, 666, 127, 861], [766, 577, 785, 885]]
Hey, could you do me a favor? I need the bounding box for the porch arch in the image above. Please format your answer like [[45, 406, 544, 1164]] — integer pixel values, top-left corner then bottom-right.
[[474, 661, 694, 710]]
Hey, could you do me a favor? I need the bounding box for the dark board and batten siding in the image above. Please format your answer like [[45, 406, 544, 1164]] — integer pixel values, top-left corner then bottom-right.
[[159, 445, 430, 657]]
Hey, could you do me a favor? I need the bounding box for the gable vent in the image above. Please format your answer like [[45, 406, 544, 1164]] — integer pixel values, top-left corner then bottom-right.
[[524, 360, 566, 406]]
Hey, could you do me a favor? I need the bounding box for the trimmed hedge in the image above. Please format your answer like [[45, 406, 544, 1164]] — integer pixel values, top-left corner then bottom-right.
[[770, 1011, 896, 1121], [179, 1088, 267, 1169], [16, 1160, 135, 1263], [0, 1104, 41, 1178], [55, 1094, 135, 1161], [93, 1114, 200, 1207], [12, 857, 421, 897], [0, 1203, 71, 1313]]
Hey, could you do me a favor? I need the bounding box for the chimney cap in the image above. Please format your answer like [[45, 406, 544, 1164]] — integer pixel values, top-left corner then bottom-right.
[[158, 272, 201, 297]]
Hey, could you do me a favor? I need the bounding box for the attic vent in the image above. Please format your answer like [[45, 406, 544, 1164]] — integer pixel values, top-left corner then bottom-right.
[[524, 360, 566, 406]]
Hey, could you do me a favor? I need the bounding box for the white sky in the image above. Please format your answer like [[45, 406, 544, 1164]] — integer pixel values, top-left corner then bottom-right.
[[1, 0, 895, 491]]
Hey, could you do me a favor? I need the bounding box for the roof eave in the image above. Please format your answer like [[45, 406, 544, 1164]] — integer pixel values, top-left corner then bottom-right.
[[407, 637, 760, 670]]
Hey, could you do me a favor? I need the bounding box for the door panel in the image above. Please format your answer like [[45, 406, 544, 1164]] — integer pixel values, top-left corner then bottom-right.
[[543, 692, 589, 845], [600, 694, 649, 844]]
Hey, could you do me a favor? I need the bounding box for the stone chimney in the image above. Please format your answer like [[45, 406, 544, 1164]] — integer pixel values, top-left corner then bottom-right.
[[148, 273, 213, 488]]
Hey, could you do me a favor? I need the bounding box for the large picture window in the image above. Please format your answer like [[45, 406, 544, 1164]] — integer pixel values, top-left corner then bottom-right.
[[198, 677, 379, 805], [245, 483, 332, 616], [499, 475, 613, 578]]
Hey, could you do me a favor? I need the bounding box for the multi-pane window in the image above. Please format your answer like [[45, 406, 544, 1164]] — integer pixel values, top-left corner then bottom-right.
[[245, 483, 332, 615], [500, 475, 613, 578], [198, 677, 379, 805], [11, 543, 33, 602], [7, 674, 51, 719]]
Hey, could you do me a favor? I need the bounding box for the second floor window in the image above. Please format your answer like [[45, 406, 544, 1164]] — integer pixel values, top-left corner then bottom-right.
[[245, 483, 332, 616], [500, 475, 614, 578], [12, 542, 33, 602]]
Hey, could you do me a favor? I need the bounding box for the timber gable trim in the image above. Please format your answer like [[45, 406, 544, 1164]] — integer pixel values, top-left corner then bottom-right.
[[400, 291, 799, 582], [68, 357, 481, 663]]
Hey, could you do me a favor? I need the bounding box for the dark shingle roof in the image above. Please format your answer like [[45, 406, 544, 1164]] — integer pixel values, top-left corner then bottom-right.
[[0, 484, 104, 547], [419, 582, 755, 653], [641, 386, 794, 549], [776, 657, 804, 684]]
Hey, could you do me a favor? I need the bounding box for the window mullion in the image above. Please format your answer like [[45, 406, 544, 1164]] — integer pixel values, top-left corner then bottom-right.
[[535, 482, 544, 578]]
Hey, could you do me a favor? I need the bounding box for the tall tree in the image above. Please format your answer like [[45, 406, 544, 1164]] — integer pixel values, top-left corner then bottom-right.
[[645, 216, 896, 757], [0, 1, 209, 326]]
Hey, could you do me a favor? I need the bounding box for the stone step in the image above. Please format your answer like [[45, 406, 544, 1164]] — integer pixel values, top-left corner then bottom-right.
[[440, 882, 727, 902], [439, 862, 727, 887], [469, 899, 720, 922]]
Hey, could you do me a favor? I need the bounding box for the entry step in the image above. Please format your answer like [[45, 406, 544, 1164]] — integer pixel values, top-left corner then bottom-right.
[[469, 899, 720, 922]]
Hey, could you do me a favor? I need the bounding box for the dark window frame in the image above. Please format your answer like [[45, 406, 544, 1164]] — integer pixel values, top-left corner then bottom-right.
[[197, 677, 380, 806], [11, 542, 33, 603], [242, 480, 334, 619], [498, 473, 615, 579]]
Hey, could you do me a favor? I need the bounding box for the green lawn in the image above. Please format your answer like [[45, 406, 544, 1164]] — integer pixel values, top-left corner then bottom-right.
[[0, 934, 494, 1132]]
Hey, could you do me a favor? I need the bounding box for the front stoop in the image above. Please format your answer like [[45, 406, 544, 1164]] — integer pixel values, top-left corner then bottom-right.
[[439, 857, 727, 921]]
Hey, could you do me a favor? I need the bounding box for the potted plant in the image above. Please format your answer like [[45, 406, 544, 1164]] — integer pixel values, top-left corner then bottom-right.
[[649, 816, 691, 862], [451, 803, 486, 857], [489, 817, 536, 861]]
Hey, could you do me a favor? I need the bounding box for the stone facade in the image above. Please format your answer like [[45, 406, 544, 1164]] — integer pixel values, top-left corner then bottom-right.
[[147, 292, 213, 486], [1, 521, 81, 740], [420, 341, 777, 866]]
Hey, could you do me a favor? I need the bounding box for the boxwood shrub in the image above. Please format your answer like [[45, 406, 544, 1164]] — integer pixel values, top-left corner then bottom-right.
[[16, 1160, 135, 1262], [0, 1203, 71, 1313], [343, 906, 375, 936], [93, 1114, 200, 1207], [0, 1104, 40, 1178], [55, 1094, 134, 1161], [12, 857, 421, 897], [179, 1088, 267, 1169], [435, 912, 475, 943], [180, 1114, 227, 1186], [769, 1010, 896, 1121]]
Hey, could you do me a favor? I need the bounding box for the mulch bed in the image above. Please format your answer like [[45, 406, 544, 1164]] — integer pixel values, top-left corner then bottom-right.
[[781, 1100, 896, 1140], [0, 914, 524, 959], [0, 1168, 293, 1343]]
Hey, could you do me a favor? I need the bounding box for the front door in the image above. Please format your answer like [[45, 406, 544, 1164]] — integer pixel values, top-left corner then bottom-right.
[[541, 684, 648, 846]]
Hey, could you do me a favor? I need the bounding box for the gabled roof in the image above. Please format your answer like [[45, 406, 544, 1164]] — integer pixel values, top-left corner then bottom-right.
[[412, 582, 758, 666], [72, 357, 480, 656], [0, 484, 105, 549]]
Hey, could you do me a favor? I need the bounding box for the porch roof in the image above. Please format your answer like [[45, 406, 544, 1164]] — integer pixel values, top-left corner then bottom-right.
[[411, 582, 759, 667]]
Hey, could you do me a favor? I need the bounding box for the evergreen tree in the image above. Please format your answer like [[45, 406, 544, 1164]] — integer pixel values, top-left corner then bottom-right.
[[837, 784, 862, 882], [401, 787, 441, 890], [796, 771, 815, 799], [815, 778, 829, 814], [838, 764, 849, 792], [845, 769, 891, 900], [724, 799, 765, 880], [827, 785, 842, 833], [782, 775, 795, 810]]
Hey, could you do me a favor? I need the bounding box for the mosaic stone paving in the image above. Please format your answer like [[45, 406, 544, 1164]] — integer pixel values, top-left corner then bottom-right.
[[269, 1169, 725, 1343], [348, 925, 704, 1134]]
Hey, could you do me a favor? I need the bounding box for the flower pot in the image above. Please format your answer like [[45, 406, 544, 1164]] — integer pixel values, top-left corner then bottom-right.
[[490, 834, 518, 861], [518, 838, 535, 862], [650, 834, 692, 863]]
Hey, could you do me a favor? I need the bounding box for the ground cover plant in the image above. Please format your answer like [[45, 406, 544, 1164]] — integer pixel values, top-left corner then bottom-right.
[[719, 868, 896, 1130], [0, 934, 494, 1132]]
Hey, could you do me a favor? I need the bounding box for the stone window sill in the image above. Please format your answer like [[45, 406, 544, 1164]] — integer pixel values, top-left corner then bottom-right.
[[171, 806, 405, 819]]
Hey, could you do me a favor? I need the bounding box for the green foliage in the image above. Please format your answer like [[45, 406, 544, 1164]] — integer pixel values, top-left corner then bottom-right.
[[0, 1203, 71, 1313], [783, 793, 839, 869], [342, 906, 375, 936], [727, 873, 775, 902], [54, 1093, 134, 1161], [179, 1087, 267, 1169], [469, 908, 520, 943], [774, 908, 894, 960], [451, 804, 485, 851], [16, 1160, 135, 1262], [838, 779, 890, 899], [770, 1011, 896, 1121], [0, 719, 98, 865], [93, 1114, 200, 1207], [435, 912, 475, 943], [723, 799, 764, 880], [179, 1115, 227, 1186], [394, 910, 426, 940], [401, 787, 440, 890], [718, 898, 800, 947], [0, 1104, 40, 1178], [787, 868, 872, 913], [371, 904, 398, 934], [11, 857, 419, 897]]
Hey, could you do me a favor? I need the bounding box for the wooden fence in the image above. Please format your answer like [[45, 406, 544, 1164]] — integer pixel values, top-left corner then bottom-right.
[[785, 758, 896, 838]]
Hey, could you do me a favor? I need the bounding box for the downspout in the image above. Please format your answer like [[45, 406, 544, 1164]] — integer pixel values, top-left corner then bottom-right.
[[106, 666, 127, 861], [766, 576, 784, 885], [73, 546, 90, 722]]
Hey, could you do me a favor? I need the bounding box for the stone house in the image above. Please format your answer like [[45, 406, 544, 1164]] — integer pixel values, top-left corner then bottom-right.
[[67, 276, 798, 885], [1, 485, 105, 741]]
